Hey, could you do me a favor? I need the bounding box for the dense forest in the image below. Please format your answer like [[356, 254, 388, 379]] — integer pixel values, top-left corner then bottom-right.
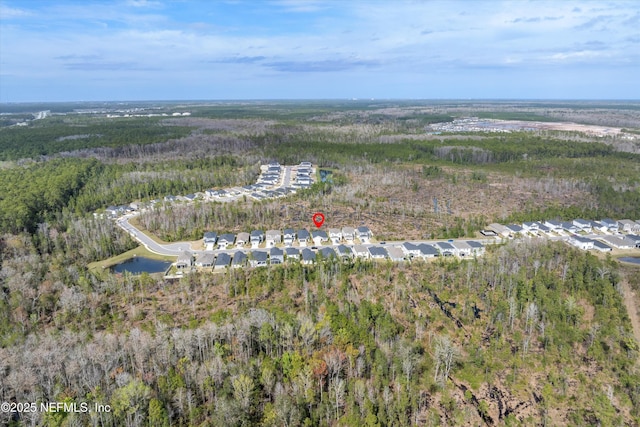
[[0, 102, 639, 426]]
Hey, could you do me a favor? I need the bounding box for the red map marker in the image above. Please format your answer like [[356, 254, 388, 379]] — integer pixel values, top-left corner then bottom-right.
[[312, 212, 325, 228]]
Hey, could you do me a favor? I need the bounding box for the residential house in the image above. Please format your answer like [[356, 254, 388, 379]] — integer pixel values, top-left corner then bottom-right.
[[573, 219, 592, 232], [218, 233, 236, 248], [236, 232, 250, 247], [266, 230, 282, 247], [270, 247, 284, 264], [283, 229, 296, 246], [386, 246, 406, 262], [249, 251, 268, 267], [619, 219, 640, 233], [598, 235, 636, 249], [590, 221, 608, 233], [417, 244, 439, 258], [250, 230, 265, 247], [319, 247, 337, 260], [297, 229, 310, 246], [522, 222, 540, 233], [106, 205, 123, 216], [452, 241, 472, 257], [328, 228, 343, 244], [214, 253, 231, 270], [335, 245, 353, 261], [311, 230, 328, 245], [356, 226, 373, 242], [195, 253, 215, 268], [625, 234, 640, 248], [184, 193, 197, 202], [301, 248, 316, 265], [466, 241, 485, 255], [560, 222, 578, 234], [543, 220, 563, 232], [401, 242, 422, 257], [353, 245, 370, 259], [203, 232, 218, 245], [341, 227, 355, 242], [231, 252, 247, 268], [164, 195, 178, 203], [176, 252, 193, 269], [368, 246, 388, 260], [488, 223, 511, 237], [599, 218, 619, 232], [434, 242, 456, 256], [505, 224, 524, 235], [285, 247, 300, 261], [568, 236, 594, 250], [593, 240, 612, 252]]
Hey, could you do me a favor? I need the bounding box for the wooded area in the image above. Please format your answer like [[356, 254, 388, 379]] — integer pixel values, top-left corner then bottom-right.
[[0, 101, 639, 426]]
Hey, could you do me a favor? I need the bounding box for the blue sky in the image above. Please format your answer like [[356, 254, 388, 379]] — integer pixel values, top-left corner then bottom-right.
[[1, 0, 639, 102]]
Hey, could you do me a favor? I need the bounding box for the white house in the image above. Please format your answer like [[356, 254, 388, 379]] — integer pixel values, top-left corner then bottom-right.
[[619, 219, 640, 233], [573, 219, 592, 232], [283, 229, 296, 246], [231, 252, 247, 268], [568, 236, 594, 250], [266, 230, 282, 247], [328, 228, 343, 244], [598, 235, 635, 249], [599, 218, 618, 232], [285, 247, 300, 261], [356, 226, 373, 243], [452, 241, 472, 257], [249, 251, 268, 267], [386, 246, 406, 262], [195, 253, 215, 268], [236, 232, 250, 247], [297, 229, 310, 246], [433, 242, 456, 256], [301, 248, 316, 265], [353, 245, 370, 259], [543, 220, 563, 231], [250, 230, 265, 247], [417, 244, 439, 258], [218, 233, 236, 248], [401, 242, 422, 257], [335, 244, 353, 260], [368, 246, 388, 259], [214, 253, 231, 270], [176, 252, 193, 269], [522, 222, 540, 233], [270, 247, 284, 264], [311, 230, 328, 245], [341, 227, 355, 242]]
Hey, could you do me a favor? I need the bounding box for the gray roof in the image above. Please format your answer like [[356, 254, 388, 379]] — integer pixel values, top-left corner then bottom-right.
[[593, 240, 611, 250], [251, 251, 268, 262], [219, 233, 236, 243], [196, 253, 215, 265], [283, 228, 295, 237], [357, 226, 371, 233], [251, 230, 265, 237], [435, 242, 455, 250], [320, 247, 336, 258], [215, 253, 231, 266], [270, 247, 284, 257], [204, 231, 218, 241], [232, 252, 247, 265], [285, 247, 300, 257], [311, 230, 328, 239], [368, 246, 388, 257], [297, 229, 310, 239], [336, 244, 352, 256], [301, 248, 316, 261], [466, 240, 484, 248], [418, 244, 439, 255]]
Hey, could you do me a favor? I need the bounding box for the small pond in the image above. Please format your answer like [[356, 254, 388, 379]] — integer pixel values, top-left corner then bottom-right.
[[619, 257, 640, 265], [112, 256, 172, 274]]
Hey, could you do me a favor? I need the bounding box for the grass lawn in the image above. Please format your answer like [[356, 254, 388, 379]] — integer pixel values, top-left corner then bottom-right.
[[88, 245, 175, 272]]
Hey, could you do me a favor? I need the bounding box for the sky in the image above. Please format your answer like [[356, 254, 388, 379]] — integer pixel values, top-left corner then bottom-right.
[[1, 0, 639, 102]]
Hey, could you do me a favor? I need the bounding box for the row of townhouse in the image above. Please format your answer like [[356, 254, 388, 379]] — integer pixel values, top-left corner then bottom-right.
[[485, 218, 640, 238], [202, 226, 374, 249], [568, 234, 640, 252], [181, 240, 487, 271]]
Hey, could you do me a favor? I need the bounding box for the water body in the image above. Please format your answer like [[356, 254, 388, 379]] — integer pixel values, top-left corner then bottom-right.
[[619, 257, 640, 265], [112, 256, 172, 274]]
